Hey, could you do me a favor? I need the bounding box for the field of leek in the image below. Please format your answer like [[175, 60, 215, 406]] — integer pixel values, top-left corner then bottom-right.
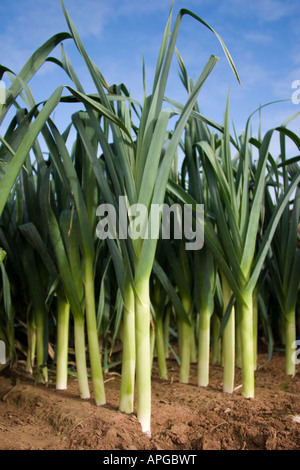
[[0, 1, 299, 439]]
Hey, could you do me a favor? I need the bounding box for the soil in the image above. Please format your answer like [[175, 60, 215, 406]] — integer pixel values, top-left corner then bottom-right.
[[0, 350, 299, 451]]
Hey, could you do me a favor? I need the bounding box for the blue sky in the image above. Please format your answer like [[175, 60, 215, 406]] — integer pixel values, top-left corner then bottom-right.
[[0, 0, 299, 158]]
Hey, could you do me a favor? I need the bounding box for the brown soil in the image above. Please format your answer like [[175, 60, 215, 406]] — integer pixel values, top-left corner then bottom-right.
[[0, 351, 299, 451]]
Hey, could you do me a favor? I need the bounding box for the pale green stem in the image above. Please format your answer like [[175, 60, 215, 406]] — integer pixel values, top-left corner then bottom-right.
[[253, 289, 258, 371], [119, 278, 136, 413], [84, 256, 106, 405], [177, 316, 182, 361], [56, 297, 70, 390], [285, 306, 296, 376], [197, 308, 211, 387], [150, 322, 156, 370], [103, 346, 109, 374], [223, 308, 235, 393], [26, 319, 36, 374], [155, 315, 168, 379], [211, 313, 221, 366], [36, 308, 48, 384], [235, 309, 242, 369], [135, 278, 151, 436], [163, 307, 170, 359], [190, 324, 197, 364], [221, 272, 235, 394], [74, 316, 90, 399], [238, 289, 255, 398], [179, 295, 192, 384]]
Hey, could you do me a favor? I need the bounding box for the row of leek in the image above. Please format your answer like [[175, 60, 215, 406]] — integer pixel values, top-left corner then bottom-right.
[[0, 1, 299, 439]]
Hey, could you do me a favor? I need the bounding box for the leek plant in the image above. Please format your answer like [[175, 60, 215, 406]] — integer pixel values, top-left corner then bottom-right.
[[200, 111, 300, 396], [175, 52, 218, 387], [19, 239, 49, 382], [0, 33, 72, 218], [55, 294, 70, 390], [168, 97, 300, 397], [0, 247, 13, 360], [40, 181, 91, 399], [163, 239, 193, 383], [150, 270, 169, 380], [40, 119, 106, 404], [0, 2, 239, 432], [54, 0, 239, 435], [0, 59, 67, 364], [1, 0, 299, 441], [0, 102, 58, 377], [248, 111, 300, 374], [264, 160, 300, 374]]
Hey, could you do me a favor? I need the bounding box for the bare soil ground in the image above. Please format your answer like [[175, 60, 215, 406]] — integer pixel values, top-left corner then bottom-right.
[[0, 351, 299, 450]]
